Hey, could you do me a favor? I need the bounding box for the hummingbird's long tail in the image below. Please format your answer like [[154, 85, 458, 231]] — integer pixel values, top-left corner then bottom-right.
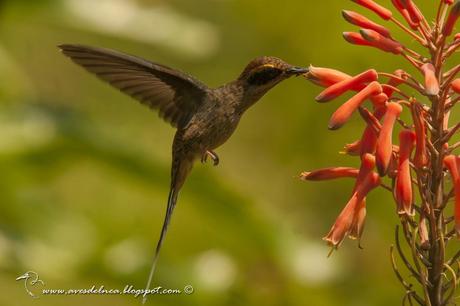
[[142, 188, 178, 304], [143, 157, 192, 304]]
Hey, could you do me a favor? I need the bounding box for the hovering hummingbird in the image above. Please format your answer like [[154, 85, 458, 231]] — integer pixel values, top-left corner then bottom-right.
[[58, 44, 307, 300]]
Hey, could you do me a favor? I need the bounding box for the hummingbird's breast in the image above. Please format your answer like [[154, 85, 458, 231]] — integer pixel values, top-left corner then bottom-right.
[[177, 89, 243, 155]]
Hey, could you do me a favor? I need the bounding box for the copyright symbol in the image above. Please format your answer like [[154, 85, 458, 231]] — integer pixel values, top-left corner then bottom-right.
[[183, 285, 194, 295]]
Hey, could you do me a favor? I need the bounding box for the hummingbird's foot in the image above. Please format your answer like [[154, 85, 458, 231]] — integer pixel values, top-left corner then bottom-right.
[[201, 150, 219, 166]]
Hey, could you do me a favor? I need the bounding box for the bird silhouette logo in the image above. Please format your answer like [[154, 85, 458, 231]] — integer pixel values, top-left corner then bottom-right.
[[16, 271, 45, 298]]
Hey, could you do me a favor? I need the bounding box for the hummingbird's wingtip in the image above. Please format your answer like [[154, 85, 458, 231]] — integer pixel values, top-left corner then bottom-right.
[[57, 44, 86, 52], [57, 44, 72, 53], [57, 43, 71, 49]]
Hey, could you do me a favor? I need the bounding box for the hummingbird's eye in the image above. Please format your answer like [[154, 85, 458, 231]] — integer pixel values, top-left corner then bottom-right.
[[247, 67, 283, 86]]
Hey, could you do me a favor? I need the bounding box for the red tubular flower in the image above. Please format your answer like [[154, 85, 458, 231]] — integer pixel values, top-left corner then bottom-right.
[[324, 177, 380, 247], [421, 63, 440, 96], [300, 167, 359, 181], [391, 0, 419, 29], [443, 1, 460, 36], [324, 154, 380, 248], [411, 103, 428, 168], [315, 69, 378, 102], [328, 81, 383, 130], [343, 31, 374, 47], [395, 130, 416, 216], [306, 66, 351, 87], [352, 0, 393, 20], [446, 0, 455, 5], [443, 155, 460, 235], [451, 78, 460, 93], [349, 198, 367, 241], [323, 193, 361, 248], [376, 102, 403, 176], [342, 10, 391, 37], [360, 29, 404, 54]]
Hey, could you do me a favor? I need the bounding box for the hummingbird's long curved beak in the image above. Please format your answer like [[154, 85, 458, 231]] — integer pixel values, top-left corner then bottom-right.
[[286, 66, 309, 76]]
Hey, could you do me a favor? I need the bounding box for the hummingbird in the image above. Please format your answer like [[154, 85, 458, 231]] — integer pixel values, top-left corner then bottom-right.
[[58, 44, 307, 301]]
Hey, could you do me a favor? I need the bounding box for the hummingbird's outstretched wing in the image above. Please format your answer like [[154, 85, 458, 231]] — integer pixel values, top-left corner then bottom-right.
[[58, 44, 208, 128]]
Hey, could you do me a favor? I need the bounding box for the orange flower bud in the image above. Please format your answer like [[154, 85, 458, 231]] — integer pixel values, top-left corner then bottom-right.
[[391, 0, 419, 29], [352, 0, 393, 20], [443, 0, 460, 36], [443, 155, 460, 236], [342, 10, 391, 37], [328, 82, 383, 130], [306, 65, 351, 87], [376, 102, 403, 176], [421, 63, 440, 96], [369, 92, 389, 105], [451, 78, 460, 93], [343, 31, 374, 47], [300, 167, 359, 181], [316, 69, 378, 102], [360, 29, 404, 54], [455, 33, 460, 40], [411, 103, 428, 168], [395, 130, 416, 216]]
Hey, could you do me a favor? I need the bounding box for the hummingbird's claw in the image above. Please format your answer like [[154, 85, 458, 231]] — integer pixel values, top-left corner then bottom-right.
[[201, 150, 219, 166], [211, 152, 219, 166]]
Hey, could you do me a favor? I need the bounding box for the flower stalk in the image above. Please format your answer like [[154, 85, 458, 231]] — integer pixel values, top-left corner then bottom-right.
[[301, 1, 460, 305]]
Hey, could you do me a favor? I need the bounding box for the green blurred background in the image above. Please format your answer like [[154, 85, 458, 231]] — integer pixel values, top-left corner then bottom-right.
[[0, 0, 444, 305]]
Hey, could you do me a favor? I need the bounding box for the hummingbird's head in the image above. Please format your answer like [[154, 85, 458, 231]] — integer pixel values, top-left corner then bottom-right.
[[238, 56, 308, 100]]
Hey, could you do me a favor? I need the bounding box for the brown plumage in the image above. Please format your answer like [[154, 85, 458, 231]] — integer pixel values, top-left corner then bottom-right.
[[58, 44, 307, 302]]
